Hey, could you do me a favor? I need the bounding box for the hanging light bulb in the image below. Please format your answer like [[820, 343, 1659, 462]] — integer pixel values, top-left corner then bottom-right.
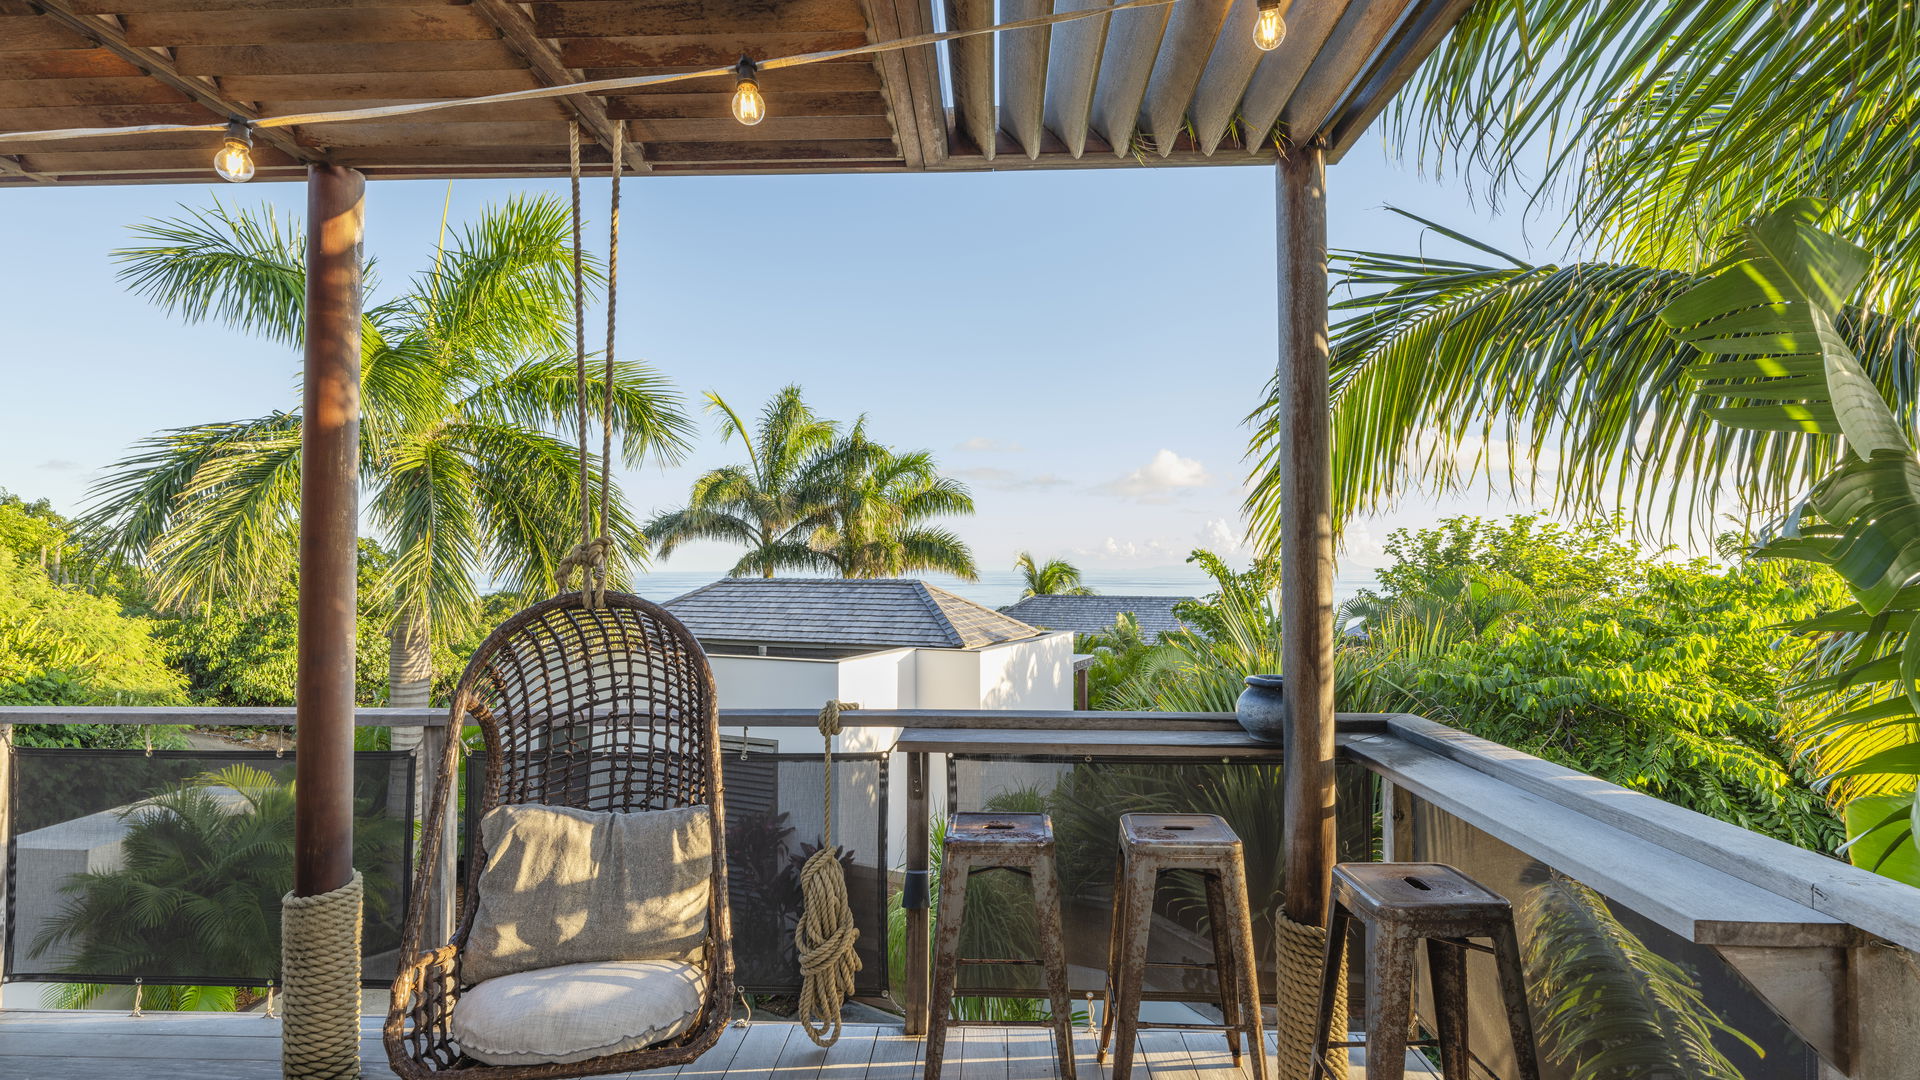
[[731, 56, 766, 127], [213, 119, 255, 182], [1253, 0, 1286, 51]]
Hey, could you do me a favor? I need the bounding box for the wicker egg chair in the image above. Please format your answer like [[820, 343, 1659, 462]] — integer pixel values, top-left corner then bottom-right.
[[385, 591, 734, 1080]]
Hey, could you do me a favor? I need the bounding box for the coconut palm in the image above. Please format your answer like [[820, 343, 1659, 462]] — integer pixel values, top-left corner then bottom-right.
[[83, 197, 693, 709], [801, 421, 979, 580], [643, 385, 838, 577], [1014, 552, 1092, 597], [1246, 0, 1920, 549]]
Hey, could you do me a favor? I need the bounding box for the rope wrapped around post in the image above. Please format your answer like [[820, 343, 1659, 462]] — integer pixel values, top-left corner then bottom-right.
[[796, 700, 863, 1047], [282, 870, 366, 1080], [1274, 910, 1347, 1080]]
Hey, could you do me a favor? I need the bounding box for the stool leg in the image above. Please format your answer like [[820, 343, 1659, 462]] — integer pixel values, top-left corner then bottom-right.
[[1097, 854, 1126, 1062], [1425, 939, 1469, 1078], [1203, 871, 1242, 1064], [1109, 856, 1158, 1080], [926, 855, 972, 1080], [1489, 923, 1541, 1080], [1218, 856, 1268, 1080], [1030, 858, 1078, 1080], [1309, 903, 1351, 1080], [1361, 923, 1418, 1080]]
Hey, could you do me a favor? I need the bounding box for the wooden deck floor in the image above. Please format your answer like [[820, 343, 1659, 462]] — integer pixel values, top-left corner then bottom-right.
[[0, 1013, 1423, 1079]]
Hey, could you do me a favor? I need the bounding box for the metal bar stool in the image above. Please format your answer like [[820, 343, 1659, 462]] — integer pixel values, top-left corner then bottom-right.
[[1097, 813, 1267, 1080], [926, 811, 1077, 1080], [1310, 862, 1541, 1080]]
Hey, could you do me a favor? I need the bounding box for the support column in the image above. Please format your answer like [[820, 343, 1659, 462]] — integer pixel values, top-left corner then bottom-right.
[[285, 163, 365, 1080], [294, 163, 364, 900], [1276, 142, 1335, 929]]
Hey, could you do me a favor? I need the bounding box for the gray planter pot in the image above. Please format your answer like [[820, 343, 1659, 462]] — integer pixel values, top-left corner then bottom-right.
[[1235, 674, 1287, 743]]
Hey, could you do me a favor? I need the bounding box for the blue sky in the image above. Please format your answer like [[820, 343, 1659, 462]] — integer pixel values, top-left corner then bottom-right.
[[0, 136, 1572, 581]]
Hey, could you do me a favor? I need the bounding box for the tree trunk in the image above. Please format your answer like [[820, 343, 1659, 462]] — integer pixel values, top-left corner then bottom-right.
[[389, 605, 433, 749]]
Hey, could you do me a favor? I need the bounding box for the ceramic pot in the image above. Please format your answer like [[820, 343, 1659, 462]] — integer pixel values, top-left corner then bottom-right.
[[1236, 674, 1287, 743]]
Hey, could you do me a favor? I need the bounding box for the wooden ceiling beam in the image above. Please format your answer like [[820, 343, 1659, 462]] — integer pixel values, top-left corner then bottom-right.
[[0, 152, 53, 181], [26, 0, 322, 165], [465, 0, 649, 173], [1321, 0, 1476, 162]]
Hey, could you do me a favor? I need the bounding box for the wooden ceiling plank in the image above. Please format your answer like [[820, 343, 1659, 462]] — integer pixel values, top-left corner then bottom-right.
[[0, 76, 192, 108], [466, 0, 649, 172], [645, 138, 901, 164], [0, 15, 96, 50], [68, 0, 459, 12], [1322, 0, 1475, 162], [294, 120, 564, 148], [6, 47, 149, 80], [27, 0, 322, 165], [1138, 0, 1230, 156], [1236, 0, 1349, 154], [170, 41, 524, 76], [218, 70, 542, 100], [607, 90, 889, 121], [1089, 0, 1171, 157], [1043, 0, 1112, 159], [0, 152, 53, 182], [627, 114, 894, 142], [0, 102, 217, 128], [120, 7, 501, 47], [252, 98, 570, 123], [556, 32, 869, 70], [1278, 0, 1417, 145], [1188, 0, 1277, 154], [587, 64, 883, 94], [531, 0, 861, 38], [998, 0, 1053, 160], [855, 0, 921, 168], [944, 0, 994, 159], [889, 0, 945, 165]]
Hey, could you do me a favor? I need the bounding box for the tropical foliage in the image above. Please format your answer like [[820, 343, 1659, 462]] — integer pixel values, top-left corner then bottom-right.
[[1014, 552, 1092, 597], [83, 198, 693, 707], [1656, 201, 1920, 880], [647, 386, 978, 580]]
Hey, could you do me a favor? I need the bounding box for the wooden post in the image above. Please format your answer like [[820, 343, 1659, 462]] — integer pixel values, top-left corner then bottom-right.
[[1276, 142, 1336, 929], [294, 164, 365, 899], [904, 751, 931, 1034]]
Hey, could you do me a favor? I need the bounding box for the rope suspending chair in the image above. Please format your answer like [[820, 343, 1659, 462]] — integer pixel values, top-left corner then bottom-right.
[[384, 122, 733, 1080]]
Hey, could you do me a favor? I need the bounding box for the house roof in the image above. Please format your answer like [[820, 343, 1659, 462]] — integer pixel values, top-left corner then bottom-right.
[[1000, 594, 1193, 642], [664, 578, 1047, 651], [0, 0, 1474, 186]]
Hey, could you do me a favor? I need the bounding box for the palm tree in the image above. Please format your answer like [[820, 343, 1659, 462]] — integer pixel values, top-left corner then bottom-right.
[[84, 198, 693, 710], [1246, 0, 1920, 549], [644, 385, 838, 577], [1014, 552, 1092, 597], [801, 421, 979, 580]]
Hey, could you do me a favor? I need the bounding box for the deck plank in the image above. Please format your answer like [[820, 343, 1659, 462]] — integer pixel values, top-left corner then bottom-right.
[[1002, 1028, 1055, 1080], [862, 1028, 924, 1080], [959, 1025, 1011, 1080]]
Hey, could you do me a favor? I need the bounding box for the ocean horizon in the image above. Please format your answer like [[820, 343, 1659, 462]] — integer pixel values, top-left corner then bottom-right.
[[626, 566, 1379, 613]]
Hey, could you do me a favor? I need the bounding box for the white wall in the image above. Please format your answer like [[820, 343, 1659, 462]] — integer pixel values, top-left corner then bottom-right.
[[976, 632, 1076, 710]]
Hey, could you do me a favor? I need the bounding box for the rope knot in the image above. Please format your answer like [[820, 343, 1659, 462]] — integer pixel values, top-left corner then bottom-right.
[[816, 699, 856, 737], [557, 536, 612, 607]]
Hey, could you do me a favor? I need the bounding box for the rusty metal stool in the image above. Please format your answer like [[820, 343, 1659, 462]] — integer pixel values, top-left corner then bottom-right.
[[926, 811, 1077, 1080], [1310, 863, 1541, 1080], [1097, 813, 1267, 1080]]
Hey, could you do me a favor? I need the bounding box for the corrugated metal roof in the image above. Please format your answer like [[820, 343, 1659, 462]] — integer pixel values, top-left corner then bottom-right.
[[998, 594, 1193, 643], [663, 578, 1045, 650]]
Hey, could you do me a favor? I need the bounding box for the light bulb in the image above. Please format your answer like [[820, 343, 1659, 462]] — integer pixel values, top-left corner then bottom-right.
[[214, 120, 255, 182], [1254, 1, 1286, 51], [731, 56, 766, 126]]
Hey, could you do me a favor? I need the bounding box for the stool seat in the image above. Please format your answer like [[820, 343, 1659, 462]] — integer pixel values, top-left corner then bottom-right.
[[947, 811, 1054, 851], [1119, 813, 1242, 849], [1332, 863, 1507, 930]]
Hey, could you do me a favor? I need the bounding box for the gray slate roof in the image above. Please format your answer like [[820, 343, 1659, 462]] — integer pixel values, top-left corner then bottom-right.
[[664, 578, 1047, 651], [998, 594, 1194, 643]]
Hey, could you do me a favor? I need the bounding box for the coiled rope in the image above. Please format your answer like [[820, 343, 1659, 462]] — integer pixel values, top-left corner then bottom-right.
[[1274, 910, 1347, 1080], [795, 700, 863, 1046], [554, 120, 623, 608], [282, 871, 365, 1080]]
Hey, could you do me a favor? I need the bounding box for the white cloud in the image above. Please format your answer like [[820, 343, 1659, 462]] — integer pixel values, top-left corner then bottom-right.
[[1096, 449, 1212, 501], [955, 437, 1025, 453], [1197, 517, 1246, 554], [1073, 536, 1188, 565], [954, 467, 1071, 492]]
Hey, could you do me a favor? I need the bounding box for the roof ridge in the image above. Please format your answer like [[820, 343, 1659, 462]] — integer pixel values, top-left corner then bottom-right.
[[909, 580, 963, 649]]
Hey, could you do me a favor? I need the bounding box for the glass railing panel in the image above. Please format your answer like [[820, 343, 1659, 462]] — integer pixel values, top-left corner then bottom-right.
[[7, 748, 414, 999]]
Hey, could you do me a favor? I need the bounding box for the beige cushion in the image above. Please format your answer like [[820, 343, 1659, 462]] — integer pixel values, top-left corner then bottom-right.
[[453, 959, 705, 1066], [464, 803, 712, 985]]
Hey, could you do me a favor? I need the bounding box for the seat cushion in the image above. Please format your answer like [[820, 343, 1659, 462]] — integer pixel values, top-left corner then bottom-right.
[[465, 803, 712, 984], [453, 959, 706, 1066]]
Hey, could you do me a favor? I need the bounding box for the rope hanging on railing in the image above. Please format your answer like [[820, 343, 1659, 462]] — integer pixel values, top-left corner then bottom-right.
[[796, 699, 863, 1047], [0, 0, 1177, 146]]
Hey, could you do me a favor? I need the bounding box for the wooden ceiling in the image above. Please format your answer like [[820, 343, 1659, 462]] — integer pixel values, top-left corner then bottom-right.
[[0, 0, 1472, 186]]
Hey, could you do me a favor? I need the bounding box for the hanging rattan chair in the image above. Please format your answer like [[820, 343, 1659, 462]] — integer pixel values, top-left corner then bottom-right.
[[385, 591, 734, 1080]]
